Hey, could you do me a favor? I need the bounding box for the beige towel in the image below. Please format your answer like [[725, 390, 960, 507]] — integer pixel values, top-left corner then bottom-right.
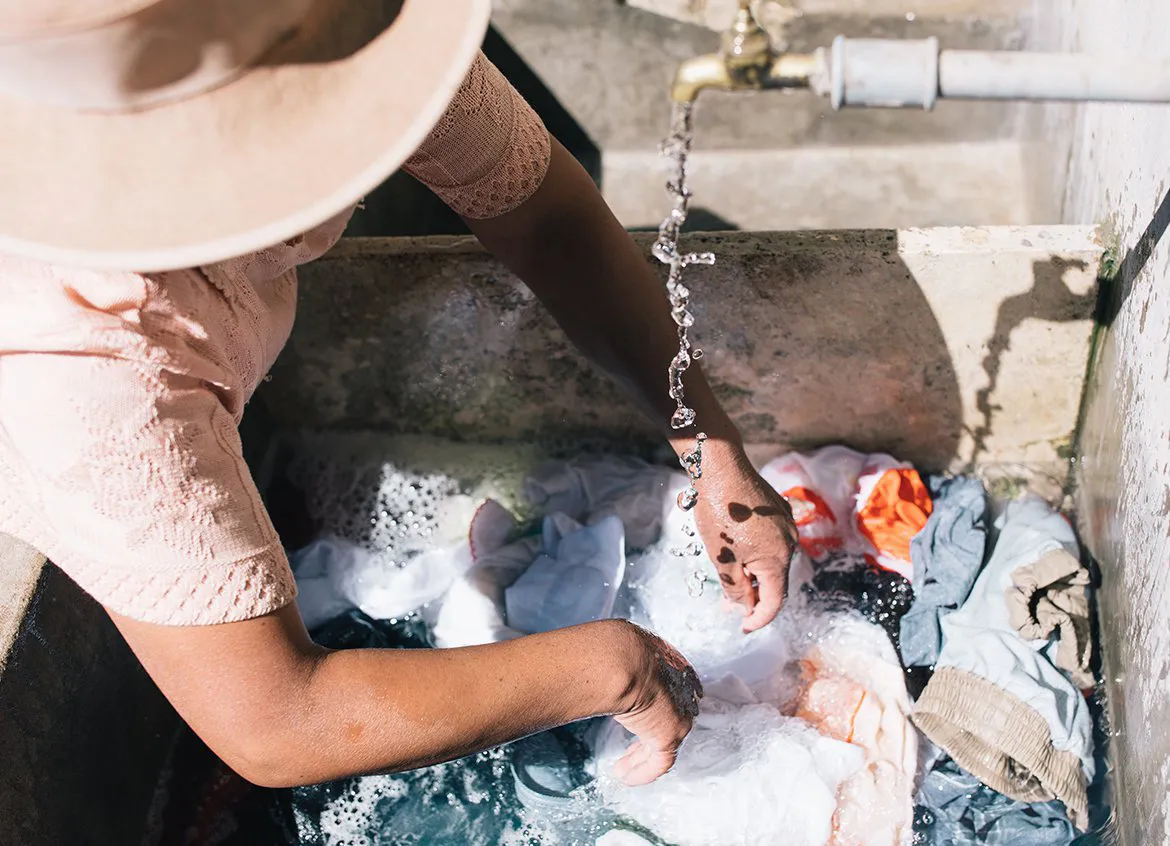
[[1005, 549, 1094, 689]]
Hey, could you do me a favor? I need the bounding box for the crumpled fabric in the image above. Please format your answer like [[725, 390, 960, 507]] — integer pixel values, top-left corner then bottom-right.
[[759, 447, 932, 583], [522, 456, 675, 551], [289, 498, 515, 631], [899, 475, 989, 670], [592, 689, 867, 846], [855, 461, 933, 581], [912, 496, 1094, 830], [794, 624, 918, 846], [1005, 548, 1094, 690], [915, 756, 1076, 845], [431, 501, 533, 648], [505, 513, 626, 634]]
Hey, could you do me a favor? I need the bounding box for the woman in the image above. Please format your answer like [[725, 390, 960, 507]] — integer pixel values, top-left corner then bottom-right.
[[0, 0, 796, 787]]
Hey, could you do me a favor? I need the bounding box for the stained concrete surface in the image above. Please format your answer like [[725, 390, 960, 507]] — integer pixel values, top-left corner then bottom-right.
[[261, 226, 1098, 497], [604, 141, 1032, 230], [1019, 1, 1170, 842]]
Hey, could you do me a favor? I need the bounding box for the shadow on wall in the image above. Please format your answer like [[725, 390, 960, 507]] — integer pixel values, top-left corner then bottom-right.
[[967, 255, 1097, 470], [1096, 184, 1170, 327], [260, 232, 967, 471]]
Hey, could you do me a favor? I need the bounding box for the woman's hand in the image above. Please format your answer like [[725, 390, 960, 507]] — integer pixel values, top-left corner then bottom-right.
[[694, 442, 798, 633], [610, 621, 703, 786]]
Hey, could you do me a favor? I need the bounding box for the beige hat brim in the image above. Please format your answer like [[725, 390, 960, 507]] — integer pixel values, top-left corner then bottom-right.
[[0, 0, 491, 272]]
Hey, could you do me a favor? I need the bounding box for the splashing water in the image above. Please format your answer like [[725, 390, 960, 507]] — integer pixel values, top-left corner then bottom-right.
[[655, 101, 716, 589]]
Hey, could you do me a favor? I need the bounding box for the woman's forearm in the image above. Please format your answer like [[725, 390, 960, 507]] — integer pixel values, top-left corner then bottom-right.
[[285, 621, 634, 785], [465, 139, 742, 459], [112, 606, 640, 789]]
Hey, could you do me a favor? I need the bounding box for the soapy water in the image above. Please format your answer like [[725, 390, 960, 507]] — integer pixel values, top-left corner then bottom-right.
[[654, 101, 717, 590]]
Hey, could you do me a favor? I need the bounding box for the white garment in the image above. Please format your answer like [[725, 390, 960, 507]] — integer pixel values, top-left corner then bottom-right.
[[933, 496, 1094, 779], [505, 513, 626, 634], [523, 456, 675, 550], [595, 832, 655, 846], [289, 491, 507, 629], [431, 500, 531, 648], [592, 689, 866, 846], [759, 446, 921, 581], [290, 537, 470, 629]]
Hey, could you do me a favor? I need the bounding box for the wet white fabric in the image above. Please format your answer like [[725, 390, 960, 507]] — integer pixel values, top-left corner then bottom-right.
[[505, 513, 626, 634], [290, 498, 516, 632], [594, 832, 656, 846], [523, 456, 675, 550], [930, 495, 1094, 777], [592, 691, 866, 846], [290, 537, 470, 630], [431, 500, 531, 648]]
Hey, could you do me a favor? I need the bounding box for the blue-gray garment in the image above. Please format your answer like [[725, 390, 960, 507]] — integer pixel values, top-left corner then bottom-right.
[[900, 476, 988, 669], [916, 757, 1076, 845]]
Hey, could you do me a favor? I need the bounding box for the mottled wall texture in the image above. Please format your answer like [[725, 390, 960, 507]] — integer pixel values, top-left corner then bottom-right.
[[267, 227, 1098, 494], [1022, 0, 1170, 842]]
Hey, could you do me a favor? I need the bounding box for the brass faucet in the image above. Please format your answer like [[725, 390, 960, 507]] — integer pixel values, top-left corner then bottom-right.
[[669, 0, 825, 103]]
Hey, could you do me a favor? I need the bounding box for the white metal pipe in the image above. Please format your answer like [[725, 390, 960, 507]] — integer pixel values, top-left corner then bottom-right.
[[939, 50, 1170, 102], [825, 36, 1170, 108]]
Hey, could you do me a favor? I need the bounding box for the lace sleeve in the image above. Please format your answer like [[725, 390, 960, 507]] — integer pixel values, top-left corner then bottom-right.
[[403, 53, 552, 220]]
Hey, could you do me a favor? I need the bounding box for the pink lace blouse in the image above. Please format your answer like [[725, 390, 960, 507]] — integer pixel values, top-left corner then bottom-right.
[[0, 54, 551, 626]]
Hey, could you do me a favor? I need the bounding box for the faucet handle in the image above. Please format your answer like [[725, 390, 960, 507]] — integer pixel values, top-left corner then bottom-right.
[[720, 0, 773, 73]]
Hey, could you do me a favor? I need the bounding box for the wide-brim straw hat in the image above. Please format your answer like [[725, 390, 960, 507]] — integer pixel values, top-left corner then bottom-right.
[[0, 0, 490, 271]]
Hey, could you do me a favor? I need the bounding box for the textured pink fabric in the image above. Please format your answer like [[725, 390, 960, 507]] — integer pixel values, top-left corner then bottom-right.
[[0, 208, 352, 626], [0, 52, 549, 626], [404, 53, 551, 219]]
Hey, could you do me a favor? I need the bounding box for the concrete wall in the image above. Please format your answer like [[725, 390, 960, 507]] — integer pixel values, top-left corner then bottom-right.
[[262, 227, 1099, 499], [1020, 1, 1170, 842], [0, 535, 177, 846]]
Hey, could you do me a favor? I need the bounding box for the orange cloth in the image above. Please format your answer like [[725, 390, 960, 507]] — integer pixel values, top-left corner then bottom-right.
[[856, 468, 932, 567]]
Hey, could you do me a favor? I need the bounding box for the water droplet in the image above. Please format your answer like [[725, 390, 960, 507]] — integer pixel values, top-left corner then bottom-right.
[[692, 348, 704, 359], [686, 541, 704, 557], [652, 241, 676, 263], [682, 251, 716, 267], [682, 522, 696, 536], [677, 485, 699, 510], [671, 406, 697, 429], [686, 570, 706, 597]]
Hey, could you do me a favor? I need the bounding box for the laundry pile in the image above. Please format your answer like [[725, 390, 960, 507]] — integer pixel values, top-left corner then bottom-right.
[[279, 441, 1097, 846]]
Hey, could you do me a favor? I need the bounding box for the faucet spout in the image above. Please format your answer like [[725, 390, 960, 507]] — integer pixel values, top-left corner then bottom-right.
[[670, 52, 736, 103]]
